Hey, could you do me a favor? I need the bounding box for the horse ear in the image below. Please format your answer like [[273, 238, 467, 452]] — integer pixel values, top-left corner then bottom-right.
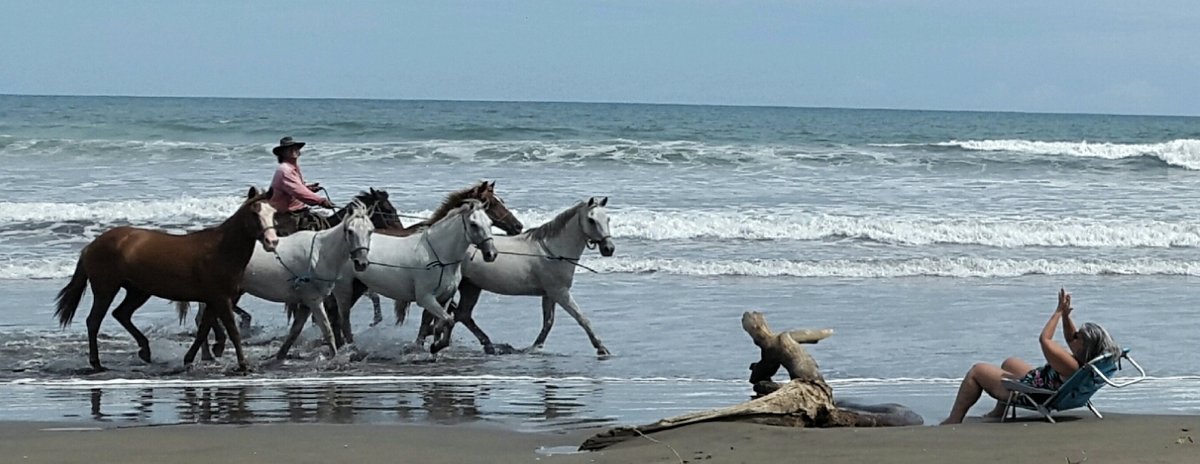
[[488, 180, 496, 190], [599, 196, 608, 207], [247, 186, 261, 199], [587, 197, 597, 207]]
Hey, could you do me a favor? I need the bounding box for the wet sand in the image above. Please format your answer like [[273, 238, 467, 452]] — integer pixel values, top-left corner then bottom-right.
[[2, 414, 1196, 464]]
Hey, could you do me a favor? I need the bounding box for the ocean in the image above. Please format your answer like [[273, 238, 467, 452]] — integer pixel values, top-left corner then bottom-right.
[[0, 94, 1197, 429]]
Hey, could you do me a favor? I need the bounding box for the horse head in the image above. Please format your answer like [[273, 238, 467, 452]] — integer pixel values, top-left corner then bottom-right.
[[243, 186, 278, 252], [583, 196, 615, 257], [458, 199, 499, 262], [473, 181, 524, 236], [355, 188, 403, 229], [343, 199, 374, 272]]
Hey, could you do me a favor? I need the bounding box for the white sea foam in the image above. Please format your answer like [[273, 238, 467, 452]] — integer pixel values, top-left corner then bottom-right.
[[882, 139, 1200, 170], [11, 256, 1200, 280], [584, 256, 1200, 278], [0, 137, 873, 166], [0, 196, 242, 223], [5, 202, 1200, 249]]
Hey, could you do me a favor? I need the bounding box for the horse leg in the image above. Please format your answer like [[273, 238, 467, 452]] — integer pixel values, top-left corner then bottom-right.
[[184, 301, 219, 368], [233, 305, 252, 334], [548, 290, 609, 356], [343, 279, 370, 344], [415, 295, 453, 355], [212, 299, 250, 371], [308, 299, 339, 357], [453, 283, 495, 354], [110, 287, 153, 363], [324, 295, 346, 347], [210, 313, 228, 359], [192, 303, 224, 361], [530, 296, 557, 351], [368, 291, 383, 327], [275, 303, 311, 361], [430, 298, 460, 354], [84, 284, 120, 372], [416, 309, 434, 346]]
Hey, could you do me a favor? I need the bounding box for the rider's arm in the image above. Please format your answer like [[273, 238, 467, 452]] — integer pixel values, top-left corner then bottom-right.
[[279, 165, 326, 206]]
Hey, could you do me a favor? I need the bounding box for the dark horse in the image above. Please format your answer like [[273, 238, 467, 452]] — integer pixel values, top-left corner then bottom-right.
[[334, 180, 525, 344], [54, 187, 279, 372]]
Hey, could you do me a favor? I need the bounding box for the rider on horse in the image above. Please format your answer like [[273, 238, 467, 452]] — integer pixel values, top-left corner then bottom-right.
[[269, 136, 335, 236]]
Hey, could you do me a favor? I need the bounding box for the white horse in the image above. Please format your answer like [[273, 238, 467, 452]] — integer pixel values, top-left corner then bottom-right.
[[178, 199, 374, 361], [418, 197, 615, 356], [334, 199, 499, 350]]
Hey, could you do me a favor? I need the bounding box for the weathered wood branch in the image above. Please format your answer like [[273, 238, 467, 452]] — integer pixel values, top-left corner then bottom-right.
[[579, 311, 921, 452]]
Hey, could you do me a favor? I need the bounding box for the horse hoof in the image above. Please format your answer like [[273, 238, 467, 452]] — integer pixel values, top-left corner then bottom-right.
[[596, 346, 612, 357], [483, 344, 496, 355], [89, 365, 108, 374], [138, 349, 152, 364], [492, 343, 518, 355]]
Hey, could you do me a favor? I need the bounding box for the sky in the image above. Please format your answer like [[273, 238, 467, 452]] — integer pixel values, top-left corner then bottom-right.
[[2, 1, 1199, 116]]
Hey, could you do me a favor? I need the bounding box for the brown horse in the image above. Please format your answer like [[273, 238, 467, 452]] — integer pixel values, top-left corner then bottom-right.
[[54, 187, 279, 372]]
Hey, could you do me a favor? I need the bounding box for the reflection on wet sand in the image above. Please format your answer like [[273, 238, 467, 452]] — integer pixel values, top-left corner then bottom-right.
[[76, 381, 617, 431]]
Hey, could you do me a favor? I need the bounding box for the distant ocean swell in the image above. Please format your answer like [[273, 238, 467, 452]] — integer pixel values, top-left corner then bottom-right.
[[5, 137, 1200, 168], [8, 256, 1200, 280], [877, 138, 1200, 170], [4, 199, 1200, 248]]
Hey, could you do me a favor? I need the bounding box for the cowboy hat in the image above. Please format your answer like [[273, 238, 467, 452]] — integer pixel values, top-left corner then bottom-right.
[[272, 136, 306, 156]]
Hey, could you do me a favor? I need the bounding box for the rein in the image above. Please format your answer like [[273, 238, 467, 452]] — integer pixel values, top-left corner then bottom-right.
[[366, 211, 487, 290], [273, 218, 369, 289]]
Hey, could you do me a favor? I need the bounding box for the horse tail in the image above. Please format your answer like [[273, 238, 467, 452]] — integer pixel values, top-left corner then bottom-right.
[[175, 301, 192, 325], [54, 254, 89, 327], [394, 300, 410, 326]]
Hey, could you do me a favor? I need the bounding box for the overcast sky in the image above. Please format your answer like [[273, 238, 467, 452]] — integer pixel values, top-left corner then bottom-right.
[[2, 1, 1198, 115]]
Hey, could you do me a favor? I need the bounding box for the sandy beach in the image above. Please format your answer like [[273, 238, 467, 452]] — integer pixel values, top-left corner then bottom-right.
[[3, 414, 1195, 464]]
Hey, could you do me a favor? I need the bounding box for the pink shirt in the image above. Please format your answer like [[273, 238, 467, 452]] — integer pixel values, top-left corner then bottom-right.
[[269, 162, 324, 213]]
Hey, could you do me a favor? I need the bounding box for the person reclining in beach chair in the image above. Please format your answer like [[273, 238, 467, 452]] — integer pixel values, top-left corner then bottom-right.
[[1000, 346, 1144, 423], [942, 289, 1128, 424]]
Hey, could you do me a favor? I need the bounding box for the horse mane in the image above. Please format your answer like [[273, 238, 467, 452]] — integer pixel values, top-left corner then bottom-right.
[[426, 182, 487, 225], [523, 202, 586, 241]]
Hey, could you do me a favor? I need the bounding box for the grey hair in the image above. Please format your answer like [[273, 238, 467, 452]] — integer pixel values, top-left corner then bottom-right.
[[1075, 322, 1120, 364]]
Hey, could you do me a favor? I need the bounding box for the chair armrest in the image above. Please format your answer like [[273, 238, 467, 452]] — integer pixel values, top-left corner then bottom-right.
[[1001, 379, 1056, 395], [1093, 354, 1147, 388]]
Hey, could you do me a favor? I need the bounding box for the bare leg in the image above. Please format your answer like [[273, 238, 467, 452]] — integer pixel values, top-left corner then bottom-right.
[[110, 287, 153, 363], [942, 362, 1012, 424], [984, 357, 1035, 417], [84, 284, 120, 372], [547, 290, 609, 356], [531, 296, 556, 350]]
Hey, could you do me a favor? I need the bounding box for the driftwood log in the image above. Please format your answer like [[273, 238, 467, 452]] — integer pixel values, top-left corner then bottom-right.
[[580, 311, 921, 451]]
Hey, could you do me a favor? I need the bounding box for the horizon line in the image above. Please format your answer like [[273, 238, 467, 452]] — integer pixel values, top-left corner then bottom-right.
[[2, 92, 1197, 119]]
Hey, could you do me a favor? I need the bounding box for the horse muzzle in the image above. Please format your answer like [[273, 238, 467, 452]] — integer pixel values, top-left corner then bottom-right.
[[351, 249, 370, 272], [478, 239, 499, 262], [260, 229, 279, 253], [502, 220, 524, 236], [598, 237, 615, 257]]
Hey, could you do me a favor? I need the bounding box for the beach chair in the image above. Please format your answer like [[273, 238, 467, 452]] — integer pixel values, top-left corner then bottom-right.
[[1001, 349, 1146, 423]]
